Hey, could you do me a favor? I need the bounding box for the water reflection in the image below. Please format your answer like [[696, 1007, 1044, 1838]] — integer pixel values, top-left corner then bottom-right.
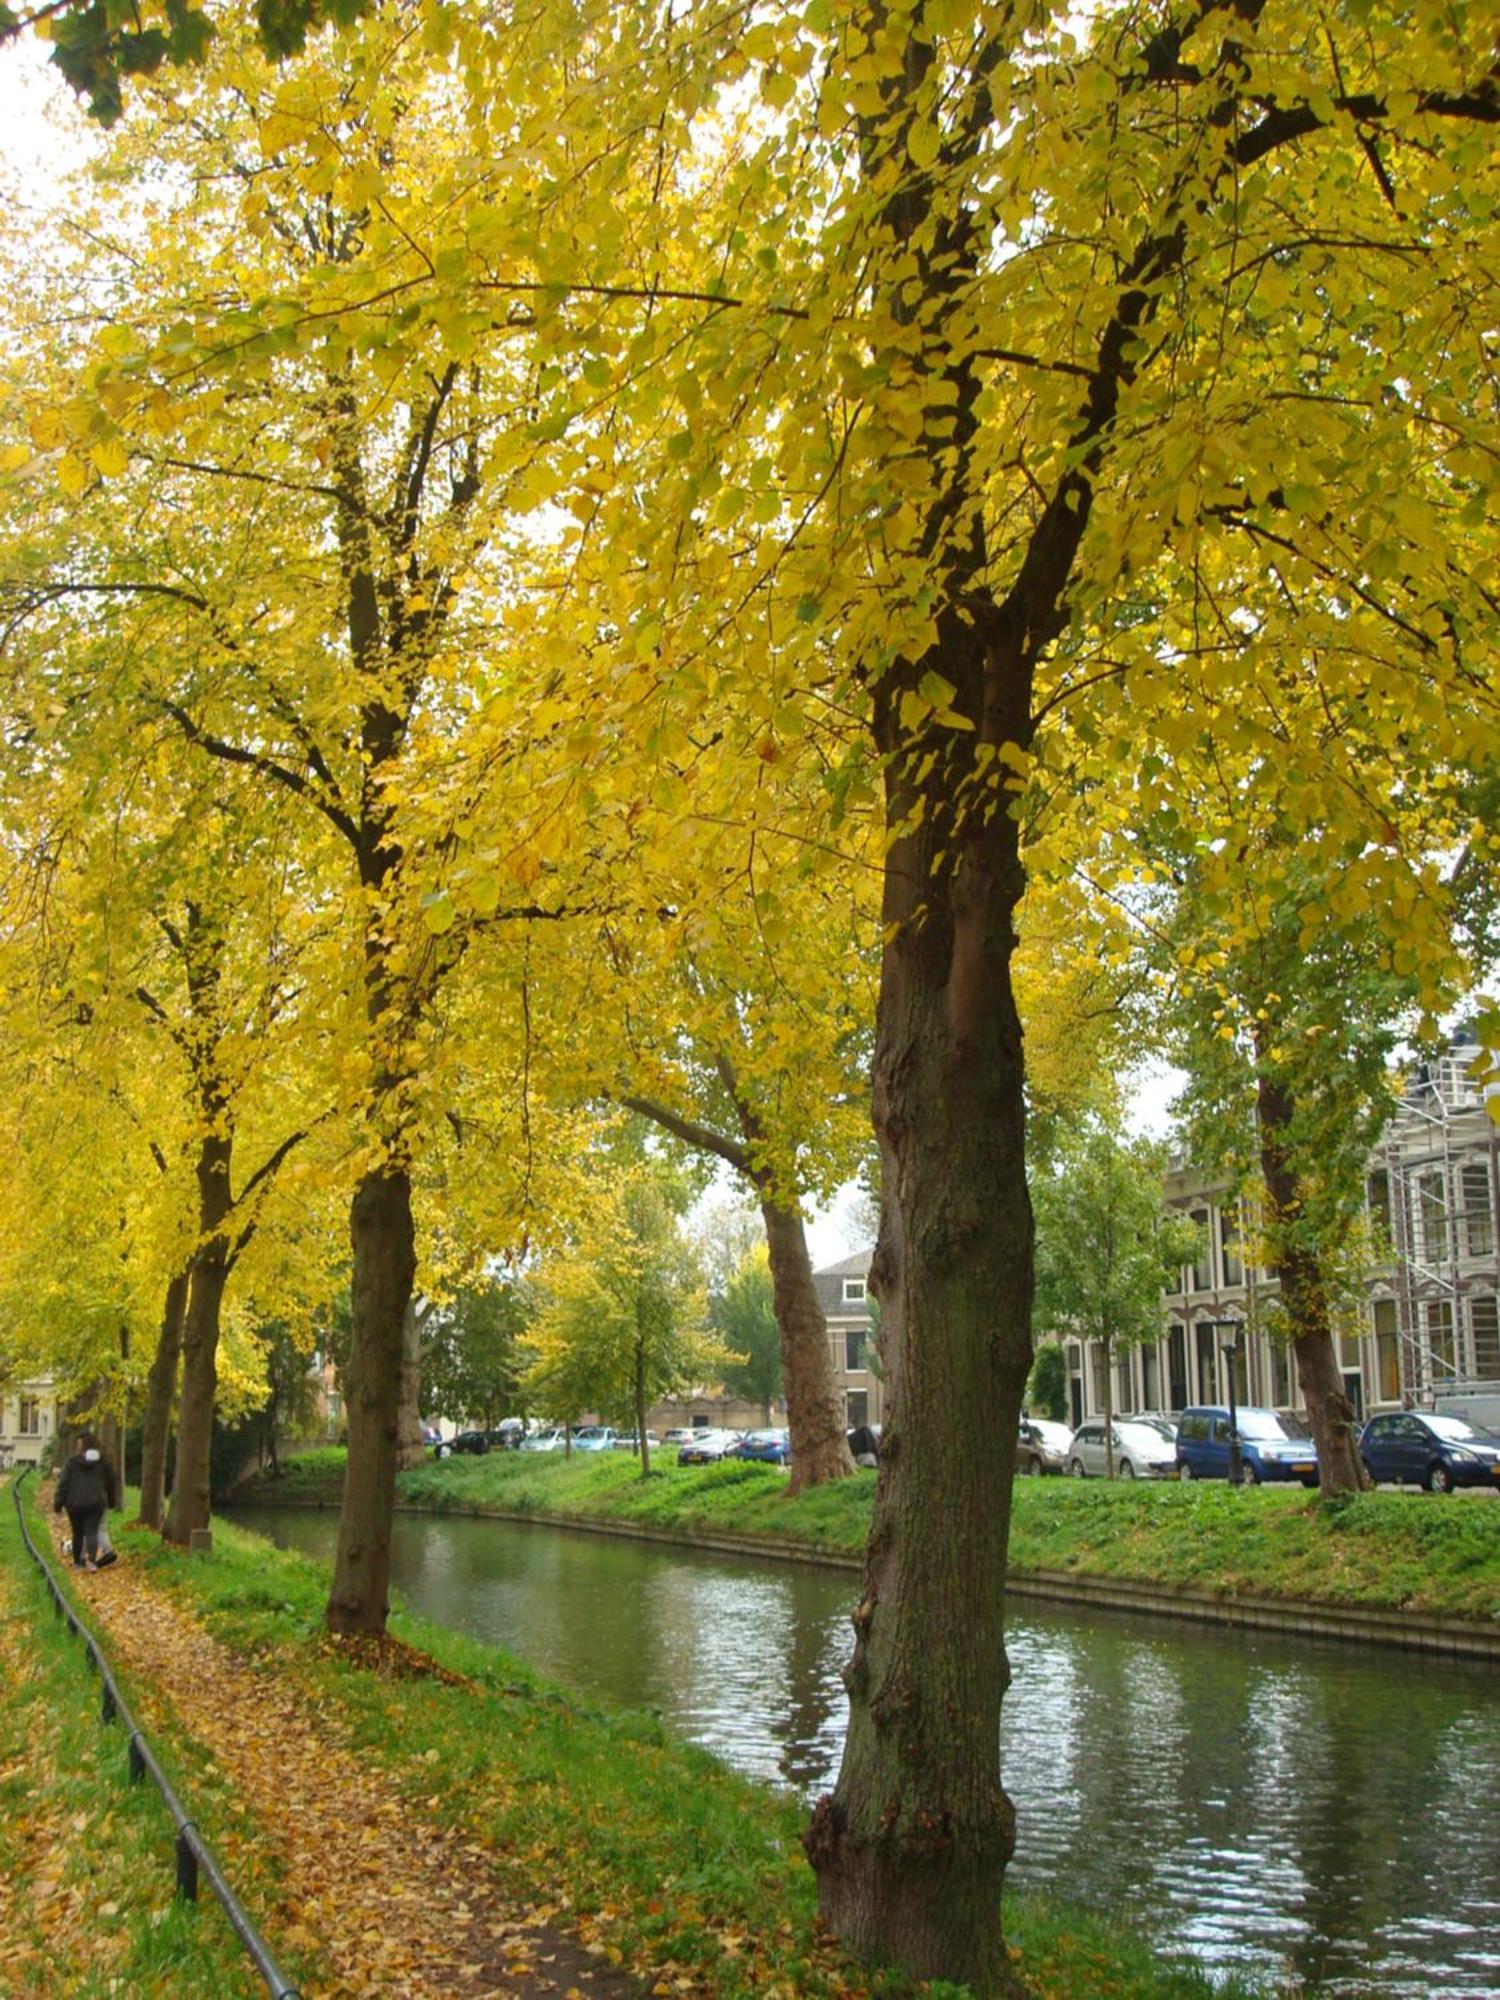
[[230, 1507, 1500, 1995]]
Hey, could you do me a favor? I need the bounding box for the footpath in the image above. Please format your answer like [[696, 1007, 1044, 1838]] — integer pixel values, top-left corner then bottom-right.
[[4, 1504, 640, 2000]]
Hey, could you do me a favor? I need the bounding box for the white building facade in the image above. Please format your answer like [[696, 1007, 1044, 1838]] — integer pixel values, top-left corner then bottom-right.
[[1064, 1043, 1500, 1428], [0, 1376, 59, 1468]]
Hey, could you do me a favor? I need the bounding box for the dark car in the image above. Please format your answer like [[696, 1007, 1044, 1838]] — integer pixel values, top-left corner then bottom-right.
[[847, 1424, 881, 1465], [1360, 1410, 1500, 1493], [727, 1428, 791, 1465], [435, 1429, 491, 1457]]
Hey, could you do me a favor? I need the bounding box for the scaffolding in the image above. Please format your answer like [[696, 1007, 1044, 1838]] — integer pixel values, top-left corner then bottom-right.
[[1380, 1047, 1500, 1403]]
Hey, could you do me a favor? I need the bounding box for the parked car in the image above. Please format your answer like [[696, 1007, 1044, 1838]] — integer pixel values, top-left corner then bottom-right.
[[662, 1427, 698, 1447], [1067, 1419, 1179, 1479], [571, 1426, 619, 1453], [612, 1431, 661, 1452], [1176, 1406, 1317, 1485], [435, 1429, 491, 1457], [847, 1424, 882, 1465], [490, 1417, 527, 1449], [1018, 1417, 1073, 1475], [519, 1428, 565, 1453], [1123, 1412, 1178, 1440], [727, 1428, 791, 1465], [676, 1429, 741, 1465], [1359, 1410, 1500, 1493]]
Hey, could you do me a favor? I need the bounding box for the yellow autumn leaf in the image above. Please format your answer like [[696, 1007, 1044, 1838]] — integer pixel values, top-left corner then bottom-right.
[[91, 437, 129, 479]]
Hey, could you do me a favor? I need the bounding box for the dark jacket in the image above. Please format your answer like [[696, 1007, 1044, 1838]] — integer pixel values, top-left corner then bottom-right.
[[54, 1450, 118, 1516]]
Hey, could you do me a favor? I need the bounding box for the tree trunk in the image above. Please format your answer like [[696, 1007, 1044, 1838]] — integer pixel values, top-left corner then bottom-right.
[[138, 1266, 189, 1530], [1102, 1335, 1116, 1480], [164, 1128, 233, 1547], [761, 1200, 855, 1495], [806, 611, 1033, 1994], [634, 1337, 650, 1479], [325, 1165, 417, 1634], [1257, 1072, 1370, 1498], [393, 1297, 427, 1471], [163, 1246, 230, 1544]]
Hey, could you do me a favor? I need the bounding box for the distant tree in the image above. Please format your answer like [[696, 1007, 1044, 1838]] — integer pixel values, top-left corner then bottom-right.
[[421, 1278, 530, 1432], [714, 1247, 782, 1423], [691, 1196, 764, 1299], [1033, 1119, 1200, 1476], [523, 1167, 735, 1477], [1026, 1342, 1068, 1425], [245, 1320, 321, 1478]]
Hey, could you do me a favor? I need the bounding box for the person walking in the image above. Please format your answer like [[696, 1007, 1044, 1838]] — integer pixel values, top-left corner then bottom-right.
[[54, 1433, 119, 1572]]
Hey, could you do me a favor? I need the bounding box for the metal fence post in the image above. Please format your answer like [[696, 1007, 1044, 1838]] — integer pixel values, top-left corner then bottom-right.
[[176, 1829, 199, 1902]]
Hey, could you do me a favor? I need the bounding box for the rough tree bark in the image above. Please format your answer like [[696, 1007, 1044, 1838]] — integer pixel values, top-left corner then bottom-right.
[[393, 1297, 429, 1472], [761, 1200, 854, 1494], [138, 1266, 189, 1530], [326, 1165, 417, 1632], [1257, 1071, 1370, 1498], [164, 1131, 233, 1546]]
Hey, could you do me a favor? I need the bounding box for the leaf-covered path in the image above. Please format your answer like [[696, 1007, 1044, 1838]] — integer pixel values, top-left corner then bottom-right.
[[66, 1551, 643, 2000]]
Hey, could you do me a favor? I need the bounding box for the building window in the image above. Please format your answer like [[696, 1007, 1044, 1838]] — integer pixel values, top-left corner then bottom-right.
[[846, 1389, 869, 1428], [1461, 1163, 1493, 1258], [1425, 1300, 1456, 1379], [1372, 1298, 1401, 1402], [1140, 1345, 1161, 1410], [1366, 1169, 1392, 1247], [842, 1277, 866, 1303], [1418, 1171, 1449, 1263], [1221, 1208, 1244, 1286], [1194, 1320, 1217, 1400], [1469, 1295, 1500, 1382], [18, 1398, 41, 1435], [1167, 1325, 1188, 1412], [1269, 1343, 1293, 1406], [845, 1329, 865, 1371], [1188, 1210, 1213, 1292]]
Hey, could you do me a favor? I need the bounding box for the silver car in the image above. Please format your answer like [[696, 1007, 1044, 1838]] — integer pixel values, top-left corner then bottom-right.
[[1067, 1419, 1179, 1480], [1018, 1417, 1073, 1475]]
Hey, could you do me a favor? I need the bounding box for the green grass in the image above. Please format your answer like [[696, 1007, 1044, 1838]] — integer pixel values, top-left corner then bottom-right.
[[0, 1480, 272, 1998], [241, 1446, 1500, 1623], [127, 1504, 1271, 2000]]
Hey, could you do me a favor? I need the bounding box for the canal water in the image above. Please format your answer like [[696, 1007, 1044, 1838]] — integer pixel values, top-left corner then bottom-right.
[[229, 1506, 1500, 1996]]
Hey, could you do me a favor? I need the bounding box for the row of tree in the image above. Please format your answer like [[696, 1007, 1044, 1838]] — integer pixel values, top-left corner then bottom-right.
[[2, 0, 1496, 1988]]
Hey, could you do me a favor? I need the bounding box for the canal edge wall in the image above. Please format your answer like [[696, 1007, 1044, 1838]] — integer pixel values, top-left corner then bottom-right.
[[232, 1493, 1500, 1664]]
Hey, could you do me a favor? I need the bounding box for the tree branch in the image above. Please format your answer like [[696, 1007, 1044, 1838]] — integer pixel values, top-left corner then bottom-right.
[[619, 1093, 749, 1176], [157, 699, 361, 848]]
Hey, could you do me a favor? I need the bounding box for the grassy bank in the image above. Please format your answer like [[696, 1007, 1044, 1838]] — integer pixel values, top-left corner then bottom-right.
[[0, 1481, 276, 1998], [17, 1485, 1267, 2000], [241, 1447, 1500, 1622]]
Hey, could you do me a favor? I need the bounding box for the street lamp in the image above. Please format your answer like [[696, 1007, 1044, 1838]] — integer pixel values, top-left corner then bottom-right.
[[1206, 1317, 1245, 1486]]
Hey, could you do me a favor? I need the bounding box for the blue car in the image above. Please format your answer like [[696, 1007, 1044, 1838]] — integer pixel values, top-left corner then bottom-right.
[[726, 1428, 791, 1465], [1176, 1406, 1318, 1486], [571, 1426, 619, 1453], [1360, 1411, 1500, 1494]]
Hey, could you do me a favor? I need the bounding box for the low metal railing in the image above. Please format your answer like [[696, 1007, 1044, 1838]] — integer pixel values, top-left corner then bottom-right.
[[10, 1468, 301, 2000]]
